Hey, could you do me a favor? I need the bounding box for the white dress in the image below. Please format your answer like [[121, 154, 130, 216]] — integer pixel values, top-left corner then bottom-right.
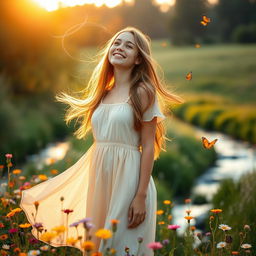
[[20, 94, 166, 256]]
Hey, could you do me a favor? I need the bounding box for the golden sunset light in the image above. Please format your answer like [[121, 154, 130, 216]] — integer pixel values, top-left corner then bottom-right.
[[31, 0, 176, 12]]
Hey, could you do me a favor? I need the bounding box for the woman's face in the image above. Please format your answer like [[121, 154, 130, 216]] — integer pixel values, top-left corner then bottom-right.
[[108, 32, 141, 70]]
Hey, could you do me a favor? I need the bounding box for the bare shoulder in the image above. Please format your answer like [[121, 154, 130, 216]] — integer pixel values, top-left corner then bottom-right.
[[137, 83, 151, 112]]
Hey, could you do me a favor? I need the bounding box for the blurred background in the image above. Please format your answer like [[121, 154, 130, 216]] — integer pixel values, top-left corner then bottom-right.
[[0, 0, 256, 242]]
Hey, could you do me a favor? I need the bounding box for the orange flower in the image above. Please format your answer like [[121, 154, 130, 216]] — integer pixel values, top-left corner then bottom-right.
[[163, 200, 171, 205], [210, 209, 222, 214], [14, 248, 21, 252], [0, 234, 8, 240], [184, 216, 194, 220], [158, 221, 165, 225], [95, 229, 112, 239], [50, 169, 59, 175], [13, 169, 22, 175], [231, 252, 239, 255], [38, 174, 48, 181], [19, 223, 31, 228], [0, 250, 8, 256], [111, 219, 120, 225], [210, 215, 214, 220], [19, 253, 27, 256], [0, 222, 5, 228], [190, 226, 196, 231], [8, 181, 15, 187], [156, 210, 164, 215], [82, 241, 95, 251], [185, 199, 191, 204]]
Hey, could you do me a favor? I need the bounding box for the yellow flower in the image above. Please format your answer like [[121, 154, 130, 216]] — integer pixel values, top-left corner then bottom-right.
[[210, 209, 222, 214], [12, 208, 22, 213], [163, 200, 171, 205], [51, 226, 66, 234], [82, 240, 95, 251], [38, 174, 48, 181], [6, 208, 22, 218], [66, 237, 78, 246], [95, 229, 112, 239], [50, 169, 59, 175], [158, 221, 165, 225], [156, 210, 164, 215], [40, 232, 57, 243], [19, 223, 31, 228], [12, 169, 22, 175]]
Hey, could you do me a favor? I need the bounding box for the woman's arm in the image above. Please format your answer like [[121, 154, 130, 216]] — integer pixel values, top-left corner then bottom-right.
[[128, 87, 157, 229]]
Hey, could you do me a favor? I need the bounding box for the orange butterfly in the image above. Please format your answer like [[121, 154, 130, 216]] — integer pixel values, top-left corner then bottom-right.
[[186, 71, 192, 80], [200, 15, 211, 26], [202, 136, 218, 149]]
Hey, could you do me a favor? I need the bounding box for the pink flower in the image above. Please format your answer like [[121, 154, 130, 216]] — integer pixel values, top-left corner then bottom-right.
[[147, 242, 163, 250], [5, 153, 13, 159], [8, 228, 18, 233], [62, 209, 73, 214], [168, 224, 181, 230]]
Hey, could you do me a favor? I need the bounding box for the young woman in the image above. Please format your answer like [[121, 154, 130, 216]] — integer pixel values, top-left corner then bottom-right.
[[20, 26, 184, 256]]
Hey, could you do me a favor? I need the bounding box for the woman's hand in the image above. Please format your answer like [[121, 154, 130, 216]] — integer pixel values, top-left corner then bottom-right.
[[127, 194, 146, 229]]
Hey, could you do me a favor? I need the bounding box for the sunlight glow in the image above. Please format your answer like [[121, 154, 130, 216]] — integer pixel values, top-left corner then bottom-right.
[[31, 0, 217, 12]]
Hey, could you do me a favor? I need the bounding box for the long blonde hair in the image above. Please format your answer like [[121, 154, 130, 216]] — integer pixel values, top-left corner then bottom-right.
[[55, 26, 185, 160]]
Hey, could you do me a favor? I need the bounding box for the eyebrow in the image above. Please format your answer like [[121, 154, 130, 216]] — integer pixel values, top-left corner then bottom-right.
[[115, 38, 135, 45]]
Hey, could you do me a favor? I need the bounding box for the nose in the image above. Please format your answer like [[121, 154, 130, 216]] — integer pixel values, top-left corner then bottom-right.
[[116, 44, 124, 51]]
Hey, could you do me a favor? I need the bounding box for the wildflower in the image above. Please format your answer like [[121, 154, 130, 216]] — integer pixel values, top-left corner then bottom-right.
[[66, 237, 78, 246], [231, 252, 239, 255], [218, 224, 232, 231], [190, 226, 196, 231], [158, 221, 165, 225], [33, 222, 43, 231], [162, 239, 170, 245], [163, 200, 171, 205], [241, 244, 252, 249], [205, 232, 211, 236], [156, 210, 164, 215], [5, 153, 13, 158], [19, 253, 27, 256], [111, 219, 120, 232], [14, 248, 21, 253], [28, 250, 40, 256], [39, 245, 49, 251], [244, 225, 250, 230], [184, 198, 191, 204], [0, 222, 5, 228], [95, 229, 112, 239], [184, 216, 194, 223], [82, 241, 95, 251], [210, 209, 222, 214], [0, 249, 8, 256], [19, 223, 32, 228], [216, 242, 227, 248], [8, 228, 18, 234], [77, 217, 93, 230], [51, 225, 66, 234], [29, 237, 39, 244], [40, 232, 57, 243], [50, 169, 58, 175], [13, 169, 22, 174], [38, 174, 48, 181], [167, 224, 180, 230], [109, 248, 116, 254], [69, 221, 80, 227], [0, 234, 8, 240], [210, 215, 214, 220], [2, 244, 10, 250], [147, 242, 163, 250], [19, 176, 26, 180], [137, 237, 143, 243]]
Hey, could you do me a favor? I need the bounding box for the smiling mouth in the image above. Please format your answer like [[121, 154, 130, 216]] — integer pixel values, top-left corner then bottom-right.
[[113, 53, 126, 58]]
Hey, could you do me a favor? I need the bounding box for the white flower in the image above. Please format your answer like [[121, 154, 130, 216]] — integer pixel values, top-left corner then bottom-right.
[[218, 224, 232, 231], [217, 242, 227, 248], [1, 183, 7, 187], [2, 244, 10, 250], [241, 243, 252, 249], [28, 250, 41, 256], [40, 245, 50, 251]]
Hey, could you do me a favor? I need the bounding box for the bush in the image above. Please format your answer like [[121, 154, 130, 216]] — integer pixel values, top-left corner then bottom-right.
[[232, 23, 256, 43]]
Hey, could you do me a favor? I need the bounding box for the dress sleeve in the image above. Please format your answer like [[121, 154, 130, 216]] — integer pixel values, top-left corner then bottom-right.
[[142, 95, 166, 123]]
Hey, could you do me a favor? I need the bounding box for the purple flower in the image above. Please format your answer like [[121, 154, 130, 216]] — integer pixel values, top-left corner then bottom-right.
[[29, 237, 40, 244], [162, 239, 170, 245], [77, 217, 92, 224], [69, 221, 80, 227], [33, 222, 43, 228]]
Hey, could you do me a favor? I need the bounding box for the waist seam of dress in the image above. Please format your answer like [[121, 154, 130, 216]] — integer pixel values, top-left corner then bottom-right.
[[94, 141, 140, 151]]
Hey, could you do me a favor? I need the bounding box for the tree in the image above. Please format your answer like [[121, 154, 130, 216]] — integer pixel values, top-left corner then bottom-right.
[[169, 0, 209, 45]]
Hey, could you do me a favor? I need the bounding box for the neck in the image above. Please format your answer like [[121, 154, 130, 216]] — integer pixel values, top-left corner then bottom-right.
[[113, 67, 133, 89]]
